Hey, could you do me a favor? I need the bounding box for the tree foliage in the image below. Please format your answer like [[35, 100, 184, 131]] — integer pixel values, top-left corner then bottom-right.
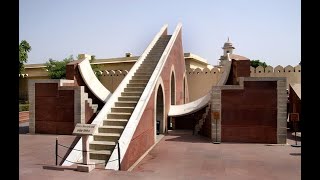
[[250, 60, 268, 68], [19, 40, 32, 74], [90, 55, 102, 78], [45, 55, 74, 79]]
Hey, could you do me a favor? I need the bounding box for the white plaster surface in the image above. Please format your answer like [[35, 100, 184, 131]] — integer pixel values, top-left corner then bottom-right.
[[168, 93, 211, 117], [78, 59, 112, 102]]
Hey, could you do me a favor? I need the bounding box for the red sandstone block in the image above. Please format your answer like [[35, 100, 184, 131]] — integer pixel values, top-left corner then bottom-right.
[[56, 122, 74, 134], [35, 83, 58, 97], [35, 111, 57, 122], [35, 121, 56, 134], [58, 90, 74, 96], [57, 96, 74, 107], [56, 107, 74, 122]]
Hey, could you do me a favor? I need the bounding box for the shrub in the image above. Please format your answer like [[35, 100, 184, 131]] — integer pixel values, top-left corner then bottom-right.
[[19, 104, 29, 112]]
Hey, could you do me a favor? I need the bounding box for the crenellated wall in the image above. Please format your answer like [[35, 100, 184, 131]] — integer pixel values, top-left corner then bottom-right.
[[186, 64, 301, 101], [99, 70, 129, 92], [250, 65, 301, 89], [186, 67, 223, 101]]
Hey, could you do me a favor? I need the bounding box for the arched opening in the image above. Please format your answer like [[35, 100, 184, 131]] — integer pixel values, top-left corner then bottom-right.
[[156, 85, 164, 136], [183, 77, 186, 104], [168, 72, 175, 130], [171, 73, 175, 105]]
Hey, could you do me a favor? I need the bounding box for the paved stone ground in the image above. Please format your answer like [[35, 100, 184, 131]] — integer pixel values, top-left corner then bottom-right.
[[19, 122, 301, 180]]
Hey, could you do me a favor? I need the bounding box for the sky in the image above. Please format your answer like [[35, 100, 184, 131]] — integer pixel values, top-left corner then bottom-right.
[[19, 0, 300, 67]]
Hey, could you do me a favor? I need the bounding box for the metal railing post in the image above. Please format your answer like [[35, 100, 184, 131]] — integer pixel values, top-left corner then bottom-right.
[[117, 141, 121, 170], [55, 137, 58, 166]]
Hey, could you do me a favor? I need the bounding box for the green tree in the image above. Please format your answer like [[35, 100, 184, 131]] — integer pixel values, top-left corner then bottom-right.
[[45, 55, 74, 79], [19, 40, 32, 74], [250, 60, 268, 68], [90, 55, 102, 78]]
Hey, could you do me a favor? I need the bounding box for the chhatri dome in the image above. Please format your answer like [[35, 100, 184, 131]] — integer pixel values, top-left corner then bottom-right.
[[218, 37, 249, 66]]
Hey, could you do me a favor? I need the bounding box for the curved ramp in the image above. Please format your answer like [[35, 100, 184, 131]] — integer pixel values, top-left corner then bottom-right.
[[78, 59, 112, 102], [168, 93, 211, 117], [217, 53, 232, 86], [168, 53, 232, 117]]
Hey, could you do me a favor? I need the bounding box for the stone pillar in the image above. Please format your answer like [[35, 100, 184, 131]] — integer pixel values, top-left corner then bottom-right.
[[277, 78, 287, 144], [211, 87, 221, 142]]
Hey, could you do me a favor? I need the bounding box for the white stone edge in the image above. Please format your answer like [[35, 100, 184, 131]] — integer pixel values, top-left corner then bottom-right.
[[168, 93, 210, 117], [62, 24, 169, 167], [106, 23, 181, 170], [78, 59, 112, 102]]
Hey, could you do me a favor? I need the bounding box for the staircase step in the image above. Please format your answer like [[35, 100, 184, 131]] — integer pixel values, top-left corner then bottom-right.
[[127, 83, 147, 88], [111, 107, 135, 113], [123, 87, 145, 92], [114, 101, 137, 107], [121, 92, 143, 96], [142, 62, 158, 65], [93, 132, 121, 141], [88, 159, 106, 165], [131, 75, 150, 80], [134, 72, 152, 76], [89, 150, 112, 160], [103, 119, 128, 126], [138, 67, 156, 72], [89, 141, 116, 150], [136, 69, 153, 74], [107, 112, 131, 119], [98, 125, 125, 133], [118, 96, 140, 102], [129, 79, 149, 84]]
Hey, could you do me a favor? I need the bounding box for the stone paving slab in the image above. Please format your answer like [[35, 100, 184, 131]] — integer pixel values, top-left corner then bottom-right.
[[19, 127, 301, 180]]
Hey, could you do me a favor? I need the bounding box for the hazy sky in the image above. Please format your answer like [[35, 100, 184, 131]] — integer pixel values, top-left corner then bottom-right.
[[19, 0, 300, 67]]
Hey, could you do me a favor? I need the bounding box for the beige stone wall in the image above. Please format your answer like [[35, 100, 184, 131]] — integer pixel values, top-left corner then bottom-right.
[[24, 67, 48, 77], [96, 62, 134, 72], [250, 65, 301, 89], [99, 69, 129, 93], [187, 67, 223, 101]]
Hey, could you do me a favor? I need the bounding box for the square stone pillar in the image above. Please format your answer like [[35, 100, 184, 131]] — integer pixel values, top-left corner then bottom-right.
[[277, 78, 287, 144], [211, 87, 221, 142]]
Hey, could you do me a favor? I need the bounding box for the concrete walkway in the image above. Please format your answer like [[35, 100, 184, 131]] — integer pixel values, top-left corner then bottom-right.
[[19, 125, 301, 180]]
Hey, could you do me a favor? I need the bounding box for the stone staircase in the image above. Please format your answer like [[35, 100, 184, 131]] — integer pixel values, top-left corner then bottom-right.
[[194, 104, 211, 135], [88, 35, 171, 166], [84, 92, 98, 114]]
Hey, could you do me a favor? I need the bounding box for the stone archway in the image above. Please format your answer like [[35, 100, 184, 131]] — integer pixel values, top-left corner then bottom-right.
[[171, 72, 176, 105], [168, 72, 176, 130], [155, 84, 165, 136], [183, 76, 186, 104]]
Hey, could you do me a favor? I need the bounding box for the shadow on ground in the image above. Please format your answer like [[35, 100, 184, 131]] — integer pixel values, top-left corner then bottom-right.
[[164, 130, 211, 143], [290, 153, 301, 156]]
